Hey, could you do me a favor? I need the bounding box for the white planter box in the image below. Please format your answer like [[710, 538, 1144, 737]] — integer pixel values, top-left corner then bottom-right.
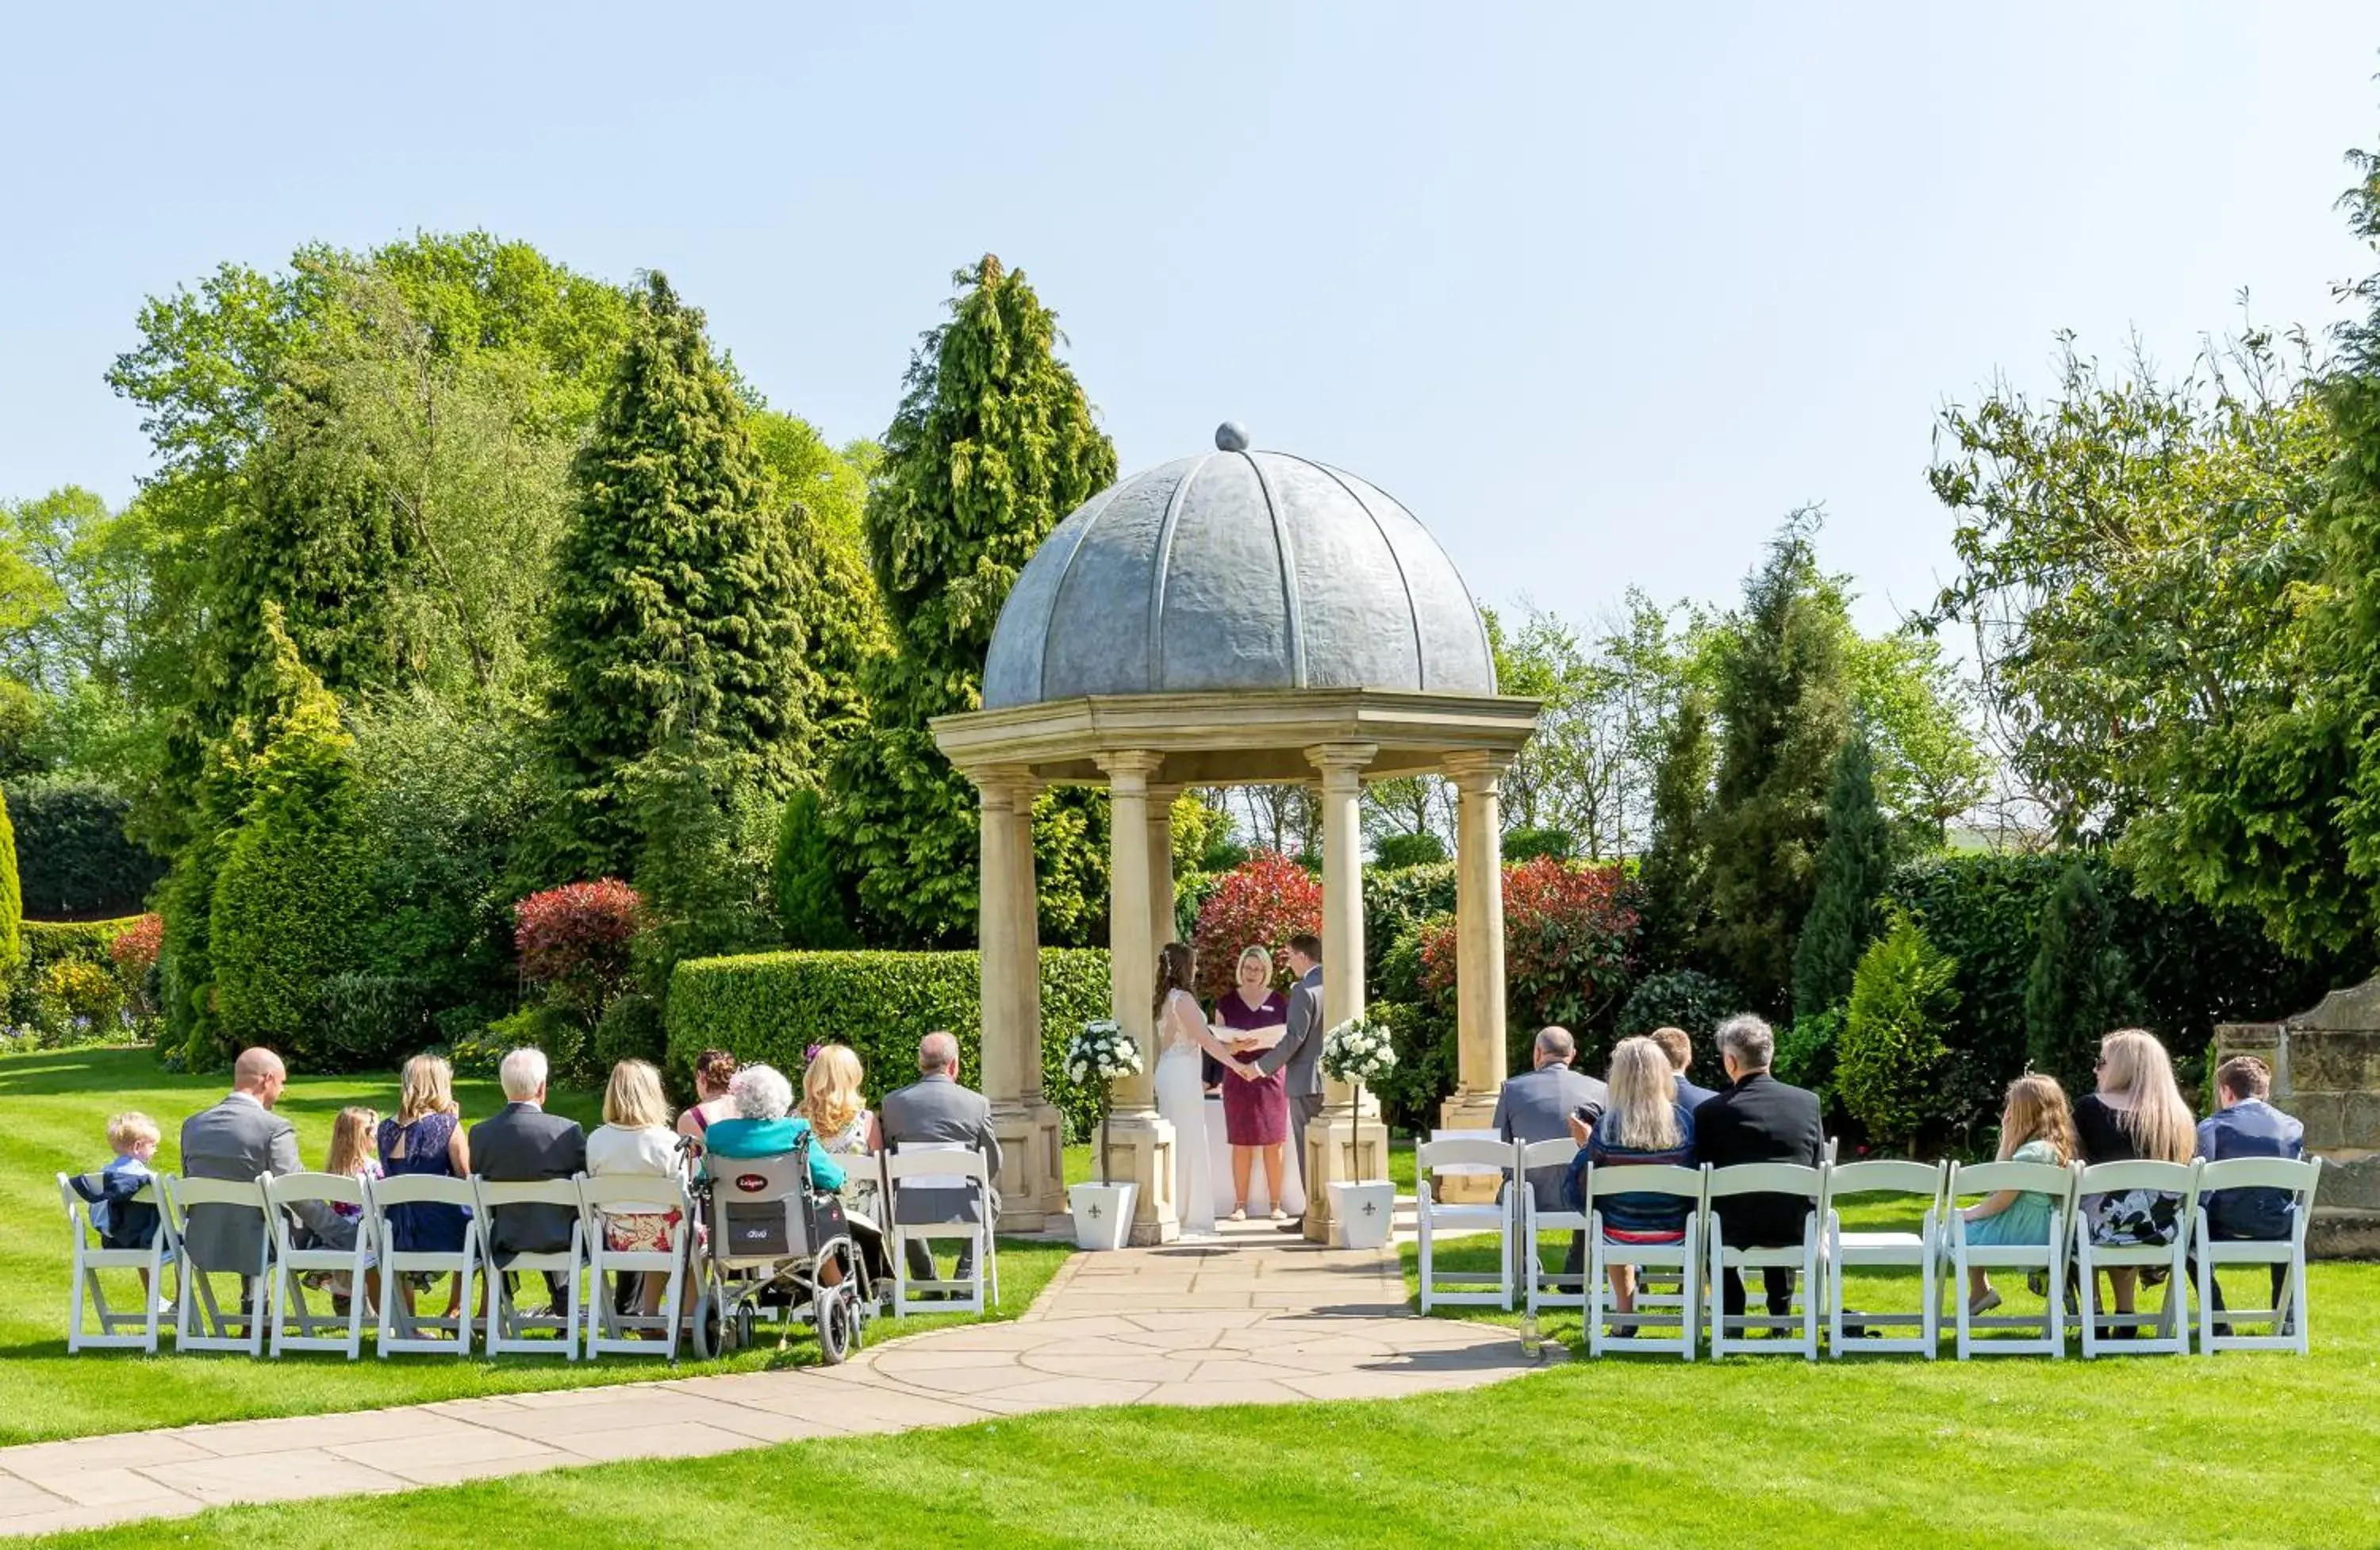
[[1328, 1180, 1396, 1249], [1069, 1182, 1138, 1251]]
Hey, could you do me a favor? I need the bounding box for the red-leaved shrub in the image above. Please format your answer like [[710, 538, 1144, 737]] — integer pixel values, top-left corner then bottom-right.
[[1419, 857, 1637, 1039], [1190, 852, 1324, 1003], [109, 913, 164, 980], [514, 880, 643, 1017]]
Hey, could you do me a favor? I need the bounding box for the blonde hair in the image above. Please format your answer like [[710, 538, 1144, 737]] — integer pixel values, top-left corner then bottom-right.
[[397, 1055, 458, 1126], [1998, 1074, 2078, 1164], [602, 1059, 672, 1130], [798, 1044, 867, 1138], [106, 1111, 159, 1153], [1605, 1037, 1682, 1152], [1236, 945, 1273, 984], [2097, 1029, 2196, 1164], [326, 1106, 377, 1177]]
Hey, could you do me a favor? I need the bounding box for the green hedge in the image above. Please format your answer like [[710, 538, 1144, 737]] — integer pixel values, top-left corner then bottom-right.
[[2, 778, 164, 921], [23, 916, 143, 976], [666, 948, 1112, 1140]]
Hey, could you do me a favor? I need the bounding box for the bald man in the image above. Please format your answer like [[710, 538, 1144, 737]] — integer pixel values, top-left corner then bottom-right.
[[879, 1031, 1002, 1288], [178, 1047, 301, 1280]]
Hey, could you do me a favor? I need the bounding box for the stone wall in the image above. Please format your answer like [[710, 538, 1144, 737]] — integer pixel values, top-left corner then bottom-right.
[[2215, 976, 2380, 1258]]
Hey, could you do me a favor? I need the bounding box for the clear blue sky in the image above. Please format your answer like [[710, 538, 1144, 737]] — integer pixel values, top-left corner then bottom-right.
[[2, 3, 2374, 635]]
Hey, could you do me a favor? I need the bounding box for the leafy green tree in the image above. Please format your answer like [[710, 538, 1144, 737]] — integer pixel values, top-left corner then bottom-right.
[[1634, 686, 1714, 973], [1701, 515, 1852, 1012], [774, 786, 860, 948], [1838, 907, 1958, 1152], [1792, 734, 1893, 1020], [746, 411, 893, 762], [0, 787, 20, 992], [538, 272, 813, 881], [2022, 859, 2140, 1095], [829, 255, 1117, 943]]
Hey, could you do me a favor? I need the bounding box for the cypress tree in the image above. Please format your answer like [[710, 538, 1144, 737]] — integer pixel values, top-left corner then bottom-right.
[[539, 272, 812, 880], [827, 255, 1118, 944], [1792, 732, 1893, 1019], [774, 787, 860, 948], [1702, 516, 1852, 1015], [0, 787, 19, 995], [2024, 859, 2140, 1095], [1635, 687, 1714, 972]]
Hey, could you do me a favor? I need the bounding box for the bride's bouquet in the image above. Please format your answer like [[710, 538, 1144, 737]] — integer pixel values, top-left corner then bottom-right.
[[1067, 1018, 1143, 1185], [1321, 1013, 1395, 1130]]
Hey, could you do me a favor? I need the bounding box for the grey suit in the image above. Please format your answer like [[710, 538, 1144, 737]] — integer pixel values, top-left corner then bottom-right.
[[1257, 966, 1327, 1180], [1492, 1061, 1609, 1210], [178, 1092, 298, 1273], [880, 1076, 1002, 1281], [469, 1102, 587, 1303]]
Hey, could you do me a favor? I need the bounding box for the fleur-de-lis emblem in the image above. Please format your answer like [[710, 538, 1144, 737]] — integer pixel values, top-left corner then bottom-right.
[[1361, 1200, 1379, 1217], [1087, 1203, 1103, 1220]]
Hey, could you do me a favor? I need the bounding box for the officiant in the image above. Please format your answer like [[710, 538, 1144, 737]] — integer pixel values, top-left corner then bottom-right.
[[1212, 944, 1292, 1222]]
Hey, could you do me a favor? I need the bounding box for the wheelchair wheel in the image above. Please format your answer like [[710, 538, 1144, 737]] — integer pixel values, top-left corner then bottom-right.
[[817, 1284, 854, 1365], [690, 1286, 724, 1360]]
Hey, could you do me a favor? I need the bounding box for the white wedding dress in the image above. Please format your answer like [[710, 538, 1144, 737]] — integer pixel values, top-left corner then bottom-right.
[[1155, 988, 1217, 1236]]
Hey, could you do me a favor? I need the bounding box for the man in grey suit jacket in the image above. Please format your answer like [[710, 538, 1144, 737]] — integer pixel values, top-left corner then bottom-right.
[[1494, 1027, 1609, 1209], [878, 1030, 1002, 1285], [178, 1048, 300, 1279], [468, 1048, 587, 1306], [1251, 934, 1326, 1231]]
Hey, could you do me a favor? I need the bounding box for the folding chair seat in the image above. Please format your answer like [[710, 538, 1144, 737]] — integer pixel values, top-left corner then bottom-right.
[[579, 1172, 694, 1360], [1512, 1138, 1586, 1314], [161, 1174, 271, 1355], [59, 1172, 174, 1353], [1825, 1160, 1946, 1357], [473, 1177, 584, 1359], [370, 1174, 481, 1356], [1943, 1159, 2077, 1359], [2195, 1157, 2320, 1356], [1417, 1136, 1517, 1311], [264, 1172, 378, 1360], [1706, 1162, 1827, 1360], [886, 1145, 996, 1316], [1584, 1162, 1705, 1359], [2075, 1160, 2201, 1357]]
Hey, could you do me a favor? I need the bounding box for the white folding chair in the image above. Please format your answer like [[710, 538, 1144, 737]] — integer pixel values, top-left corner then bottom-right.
[[1584, 1162, 1705, 1360], [1514, 1138, 1587, 1314], [1944, 1159, 2077, 1359], [473, 1177, 584, 1360], [263, 1172, 378, 1360], [162, 1174, 271, 1355], [578, 1172, 693, 1360], [1417, 1136, 1517, 1311], [2195, 1157, 2320, 1356], [1706, 1162, 1828, 1360], [2075, 1160, 2201, 1357], [370, 1174, 481, 1356], [59, 1172, 174, 1353], [1823, 1160, 1945, 1357], [885, 1145, 996, 1316]]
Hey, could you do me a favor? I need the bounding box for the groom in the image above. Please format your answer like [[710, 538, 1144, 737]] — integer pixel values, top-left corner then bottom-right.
[[1250, 932, 1325, 1233]]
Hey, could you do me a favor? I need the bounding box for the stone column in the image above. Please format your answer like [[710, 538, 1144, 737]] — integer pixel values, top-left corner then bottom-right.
[[1438, 752, 1512, 1201], [1094, 750, 1176, 1244], [976, 766, 1063, 1230], [1303, 742, 1386, 1244], [1149, 787, 1179, 952]]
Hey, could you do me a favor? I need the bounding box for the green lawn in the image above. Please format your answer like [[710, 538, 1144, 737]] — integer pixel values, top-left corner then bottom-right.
[[4, 1045, 1069, 1446]]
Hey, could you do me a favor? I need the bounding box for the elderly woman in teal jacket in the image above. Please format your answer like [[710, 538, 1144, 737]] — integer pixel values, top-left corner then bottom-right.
[[704, 1065, 846, 1192]]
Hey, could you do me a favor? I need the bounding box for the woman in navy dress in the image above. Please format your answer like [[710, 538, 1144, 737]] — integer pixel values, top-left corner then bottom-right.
[[1213, 946, 1291, 1221], [378, 1054, 473, 1319]]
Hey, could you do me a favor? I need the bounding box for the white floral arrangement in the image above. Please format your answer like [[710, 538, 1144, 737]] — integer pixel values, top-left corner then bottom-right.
[[1065, 1019, 1144, 1086], [1320, 1015, 1395, 1086]]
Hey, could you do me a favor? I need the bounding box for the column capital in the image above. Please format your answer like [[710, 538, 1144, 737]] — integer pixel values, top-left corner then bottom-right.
[[1096, 750, 1167, 791], [963, 762, 1040, 804], [1303, 742, 1378, 792], [1443, 749, 1514, 790]]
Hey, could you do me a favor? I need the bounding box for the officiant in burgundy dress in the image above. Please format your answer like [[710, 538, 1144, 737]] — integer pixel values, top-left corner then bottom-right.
[[1213, 945, 1292, 1221]]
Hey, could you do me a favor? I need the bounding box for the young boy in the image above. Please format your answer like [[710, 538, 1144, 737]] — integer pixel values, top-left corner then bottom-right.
[[71, 1112, 168, 1306]]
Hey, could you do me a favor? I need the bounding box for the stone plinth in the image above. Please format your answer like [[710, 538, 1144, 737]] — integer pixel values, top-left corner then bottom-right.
[[2215, 977, 2380, 1260]]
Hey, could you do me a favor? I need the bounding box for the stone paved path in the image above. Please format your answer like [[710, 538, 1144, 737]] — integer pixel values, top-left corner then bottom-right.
[[0, 1233, 1549, 1539]]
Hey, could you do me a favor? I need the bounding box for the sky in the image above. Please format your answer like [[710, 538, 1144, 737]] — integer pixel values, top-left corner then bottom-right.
[[2, 3, 2375, 637]]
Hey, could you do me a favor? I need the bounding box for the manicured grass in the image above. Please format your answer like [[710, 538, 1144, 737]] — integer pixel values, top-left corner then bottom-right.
[[4, 1045, 1069, 1446], [38, 1249, 2380, 1550]]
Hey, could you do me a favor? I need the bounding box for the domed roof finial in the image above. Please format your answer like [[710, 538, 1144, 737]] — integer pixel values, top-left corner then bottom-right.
[[1214, 420, 1251, 453]]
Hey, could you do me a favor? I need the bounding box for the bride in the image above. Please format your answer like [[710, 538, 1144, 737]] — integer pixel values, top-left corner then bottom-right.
[[1152, 942, 1245, 1237]]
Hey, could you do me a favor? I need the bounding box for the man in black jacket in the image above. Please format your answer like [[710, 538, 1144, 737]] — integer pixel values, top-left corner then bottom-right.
[[1692, 1014, 1825, 1319], [469, 1048, 587, 1308]]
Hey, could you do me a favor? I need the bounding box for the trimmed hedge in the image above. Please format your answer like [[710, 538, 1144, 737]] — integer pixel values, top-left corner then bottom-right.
[[666, 948, 1112, 1139], [2, 778, 163, 921]]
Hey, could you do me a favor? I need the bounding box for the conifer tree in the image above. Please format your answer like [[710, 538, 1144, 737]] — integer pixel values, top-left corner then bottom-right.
[[1634, 687, 1714, 972], [828, 255, 1117, 943], [1792, 732, 1893, 1019], [0, 787, 19, 995], [2024, 859, 2139, 1095], [539, 273, 811, 880], [1702, 516, 1852, 1014]]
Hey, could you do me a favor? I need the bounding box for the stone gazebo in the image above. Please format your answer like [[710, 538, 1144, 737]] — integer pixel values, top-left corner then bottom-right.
[[931, 424, 1539, 1245]]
